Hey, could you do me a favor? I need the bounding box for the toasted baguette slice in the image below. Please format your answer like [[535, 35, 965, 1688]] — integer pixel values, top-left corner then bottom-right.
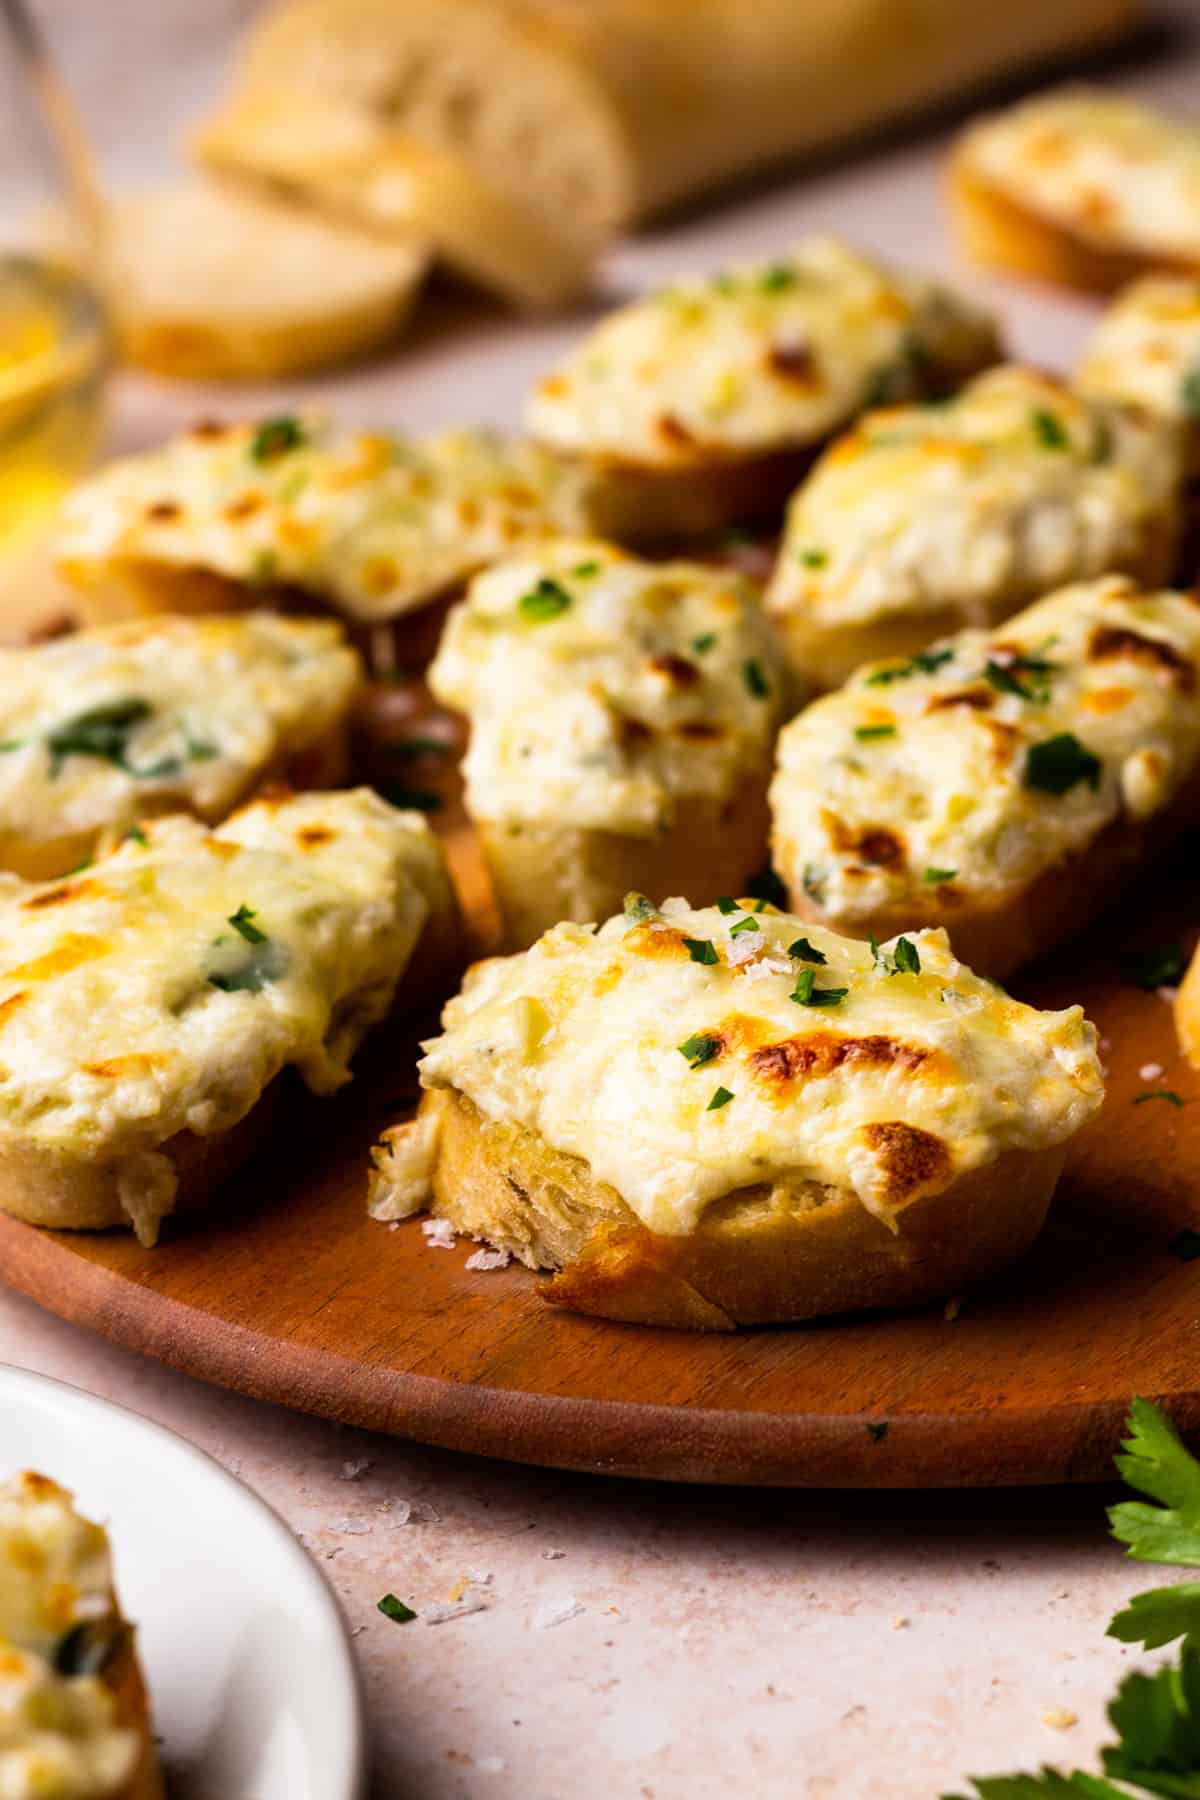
[[1175, 942, 1200, 1069], [765, 366, 1183, 691], [56, 420, 594, 656], [105, 178, 429, 380], [428, 539, 788, 946], [0, 788, 457, 1245], [949, 87, 1200, 295], [528, 237, 1001, 540], [0, 612, 360, 880], [771, 576, 1200, 978], [369, 905, 1102, 1328], [194, 93, 592, 310], [0, 1470, 163, 1799], [1078, 276, 1200, 476]]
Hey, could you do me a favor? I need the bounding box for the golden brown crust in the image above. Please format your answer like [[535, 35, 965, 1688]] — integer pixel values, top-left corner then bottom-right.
[[581, 445, 815, 544], [478, 781, 772, 950], [948, 153, 1200, 296], [419, 1086, 1066, 1329], [1176, 939, 1200, 1068], [778, 761, 1200, 980], [104, 1627, 165, 1800]]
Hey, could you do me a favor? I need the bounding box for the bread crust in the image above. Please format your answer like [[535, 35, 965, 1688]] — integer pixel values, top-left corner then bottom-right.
[[104, 1626, 165, 1800], [582, 445, 815, 544], [948, 154, 1200, 295], [479, 780, 772, 949], [777, 758, 1200, 980], [1176, 939, 1200, 1069], [419, 1086, 1065, 1329]]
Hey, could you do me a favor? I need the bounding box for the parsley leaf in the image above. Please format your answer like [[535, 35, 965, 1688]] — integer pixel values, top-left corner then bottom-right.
[[1024, 733, 1102, 796], [518, 576, 573, 622], [250, 415, 305, 463], [925, 867, 957, 884], [1109, 1397, 1200, 1568], [691, 632, 717, 655], [796, 546, 828, 568], [729, 915, 759, 938], [787, 937, 826, 964], [47, 698, 152, 776], [790, 967, 848, 1008], [124, 824, 148, 847], [742, 658, 770, 699], [760, 263, 797, 292], [1032, 408, 1069, 449], [678, 1033, 721, 1068], [684, 937, 719, 965], [707, 1085, 735, 1110], [377, 1593, 417, 1624], [1134, 1091, 1185, 1108], [1182, 369, 1200, 418], [855, 724, 896, 741], [228, 903, 266, 945], [716, 896, 738, 914], [1125, 943, 1188, 991], [873, 935, 921, 977], [983, 654, 1057, 704], [865, 648, 954, 686], [1108, 1584, 1200, 1653], [572, 560, 601, 578]]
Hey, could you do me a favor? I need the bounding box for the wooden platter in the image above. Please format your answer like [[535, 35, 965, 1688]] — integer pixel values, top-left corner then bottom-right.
[[2, 757, 1200, 1485]]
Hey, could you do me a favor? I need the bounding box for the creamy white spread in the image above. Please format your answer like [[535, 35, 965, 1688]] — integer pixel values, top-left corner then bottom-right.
[[770, 576, 1200, 922], [429, 539, 785, 833], [527, 237, 1000, 466], [1078, 277, 1200, 438]]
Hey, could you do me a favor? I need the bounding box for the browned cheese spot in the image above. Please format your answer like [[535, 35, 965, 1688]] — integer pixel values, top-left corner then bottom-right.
[[924, 687, 994, 714], [675, 720, 725, 742], [860, 1119, 952, 1203], [766, 339, 820, 387], [21, 879, 97, 912], [749, 1033, 934, 1091], [648, 652, 699, 688], [821, 808, 906, 869], [223, 494, 263, 522], [144, 500, 181, 523], [0, 992, 29, 1028], [296, 825, 335, 848], [1088, 624, 1195, 692]]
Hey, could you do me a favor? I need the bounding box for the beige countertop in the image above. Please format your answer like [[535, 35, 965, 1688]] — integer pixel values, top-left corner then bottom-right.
[[7, 3, 1200, 1795]]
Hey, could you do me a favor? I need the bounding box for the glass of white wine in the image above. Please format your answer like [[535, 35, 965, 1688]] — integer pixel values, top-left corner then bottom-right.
[[0, 0, 108, 567]]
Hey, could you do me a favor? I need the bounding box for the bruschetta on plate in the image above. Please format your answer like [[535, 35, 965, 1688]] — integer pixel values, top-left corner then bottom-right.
[[1078, 276, 1200, 474]]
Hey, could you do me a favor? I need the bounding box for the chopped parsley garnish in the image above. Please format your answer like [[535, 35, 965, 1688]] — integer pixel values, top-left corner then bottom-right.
[[208, 933, 288, 994], [1031, 407, 1069, 449], [872, 935, 921, 976], [691, 632, 717, 656], [1134, 1090, 1185, 1108], [760, 263, 797, 293], [377, 1594, 417, 1625], [742, 658, 770, 699], [716, 896, 739, 914], [787, 937, 826, 964], [729, 915, 759, 938], [854, 724, 895, 741], [249, 415, 305, 463], [796, 546, 828, 568], [186, 734, 217, 763], [382, 784, 442, 813], [982, 652, 1057, 703], [624, 892, 658, 922], [1124, 941, 1187, 990], [1024, 731, 1102, 796], [1170, 1228, 1200, 1261], [924, 866, 956, 884], [684, 937, 719, 965], [801, 863, 826, 905], [746, 864, 787, 909], [571, 560, 601, 578], [47, 698, 152, 776], [790, 967, 848, 1008], [865, 647, 953, 686], [706, 1085, 735, 1110], [518, 576, 573, 622], [679, 1033, 721, 1069], [228, 903, 266, 945], [865, 1421, 889, 1444], [1183, 368, 1200, 418], [124, 824, 148, 847]]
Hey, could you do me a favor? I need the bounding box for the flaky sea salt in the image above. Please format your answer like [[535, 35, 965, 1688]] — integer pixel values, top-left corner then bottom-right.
[[533, 1595, 584, 1630], [423, 1596, 489, 1624], [338, 1458, 372, 1481], [465, 1247, 511, 1271], [422, 1218, 457, 1249]]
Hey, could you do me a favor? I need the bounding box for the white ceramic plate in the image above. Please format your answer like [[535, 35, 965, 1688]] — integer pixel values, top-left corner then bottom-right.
[[0, 1363, 366, 1800]]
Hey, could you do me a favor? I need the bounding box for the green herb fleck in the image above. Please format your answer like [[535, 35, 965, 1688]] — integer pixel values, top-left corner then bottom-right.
[[983, 653, 1057, 703], [788, 937, 826, 964], [228, 903, 266, 945], [0, 739, 22, 752], [854, 724, 896, 741], [377, 1594, 417, 1625], [1032, 408, 1069, 449], [760, 264, 797, 293], [252, 548, 279, 585], [796, 547, 828, 569], [249, 415, 305, 463], [707, 1085, 735, 1110], [1134, 1090, 1185, 1108], [208, 936, 288, 995], [47, 698, 152, 777], [729, 915, 759, 938], [518, 576, 573, 623], [678, 1033, 721, 1069], [742, 658, 770, 699], [684, 937, 720, 965], [571, 560, 601, 578], [924, 866, 957, 884], [1024, 732, 1102, 796], [802, 863, 826, 906], [1124, 941, 1187, 990], [124, 824, 149, 847], [624, 892, 658, 922], [1170, 1229, 1200, 1262], [716, 896, 738, 914], [865, 648, 953, 686], [691, 632, 717, 656], [1183, 369, 1200, 418], [873, 935, 921, 977], [790, 967, 848, 1008], [186, 734, 217, 763], [865, 1421, 889, 1444]]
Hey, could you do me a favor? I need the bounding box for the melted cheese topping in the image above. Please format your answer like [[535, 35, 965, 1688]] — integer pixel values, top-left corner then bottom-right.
[[0, 613, 359, 855], [0, 789, 451, 1242], [0, 1474, 138, 1799], [58, 419, 593, 622], [770, 576, 1200, 922], [1078, 276, 1200, 432], [413, 902, 1101, 1237], [766, 367, 1181, 631], [429, 540, 785, 833], [959, 86, 1200, 260], [527, 237, 1000, 467]]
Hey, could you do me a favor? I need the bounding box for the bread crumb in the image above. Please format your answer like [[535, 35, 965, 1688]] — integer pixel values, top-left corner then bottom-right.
[[541, 1548, 567, 1561], [338, 1458, 372, 1481], [1140, 1062, 1164, 1081], [422, 1217, 457, 1249], [1041, 1709, 1078, 1731], [423, 1596, 488, 1625], [465, 1246, 512, 1271], [381, 1500, 412, 1527], [890, 1615, 910, 1630], [329, 1517, 372, 1536], [533, 1595, 584, 1629]]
